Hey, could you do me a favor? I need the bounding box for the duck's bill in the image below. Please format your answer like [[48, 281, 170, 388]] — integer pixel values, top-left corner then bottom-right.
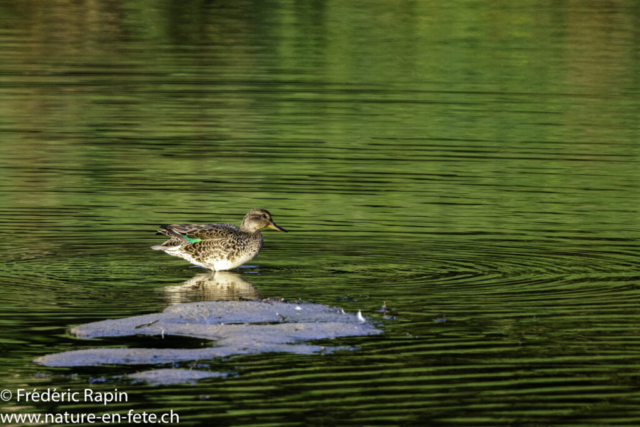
[[268, 223, 288, 233]]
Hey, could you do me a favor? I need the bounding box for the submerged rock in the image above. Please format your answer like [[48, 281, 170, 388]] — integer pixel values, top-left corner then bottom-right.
[[127, 369, 227, 385], [35, 301, 381, 367]]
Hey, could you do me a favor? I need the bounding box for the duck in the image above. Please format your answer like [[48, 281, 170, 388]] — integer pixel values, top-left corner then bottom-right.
[[152, 209, 287, 271]]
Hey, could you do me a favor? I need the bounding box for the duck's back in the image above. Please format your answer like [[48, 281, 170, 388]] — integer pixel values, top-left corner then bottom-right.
[[167, 222, 240, 234]]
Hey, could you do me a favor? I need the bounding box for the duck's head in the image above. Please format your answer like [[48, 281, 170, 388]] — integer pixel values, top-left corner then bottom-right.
[[241, 209, 288, 233]]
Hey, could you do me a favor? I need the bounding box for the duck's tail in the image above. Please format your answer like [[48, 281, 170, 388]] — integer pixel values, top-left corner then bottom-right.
[[152, 225, 191, 250]]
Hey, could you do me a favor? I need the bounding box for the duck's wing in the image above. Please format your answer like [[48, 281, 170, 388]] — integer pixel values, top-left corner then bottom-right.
[[162, 223, 239, 235], [152, 223, 240, 250], [180, 224, 241, 242]]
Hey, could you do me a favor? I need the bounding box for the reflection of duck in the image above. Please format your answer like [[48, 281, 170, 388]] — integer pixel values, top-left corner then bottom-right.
[[163, 271, 261, 304], [151, 209, 287, 271]]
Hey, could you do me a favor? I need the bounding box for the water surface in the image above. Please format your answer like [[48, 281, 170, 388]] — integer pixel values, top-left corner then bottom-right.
[[1, 0, 640, 425]]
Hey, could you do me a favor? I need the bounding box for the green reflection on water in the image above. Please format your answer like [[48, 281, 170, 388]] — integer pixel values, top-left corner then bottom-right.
[[1, 0, 640, 425]]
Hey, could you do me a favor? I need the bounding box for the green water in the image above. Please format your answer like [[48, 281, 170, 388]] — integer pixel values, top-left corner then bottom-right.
[[2, 0, 640, 425]]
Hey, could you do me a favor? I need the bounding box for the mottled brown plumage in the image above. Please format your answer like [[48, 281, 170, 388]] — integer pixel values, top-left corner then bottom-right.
[[151, 209, 287, 271]]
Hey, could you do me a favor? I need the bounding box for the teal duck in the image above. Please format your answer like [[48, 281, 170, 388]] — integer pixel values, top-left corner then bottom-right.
[[152, 209, 287, 271]]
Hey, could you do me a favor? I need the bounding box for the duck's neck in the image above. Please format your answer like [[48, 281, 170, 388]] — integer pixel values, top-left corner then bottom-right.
[[240, 222, 262, 234]]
